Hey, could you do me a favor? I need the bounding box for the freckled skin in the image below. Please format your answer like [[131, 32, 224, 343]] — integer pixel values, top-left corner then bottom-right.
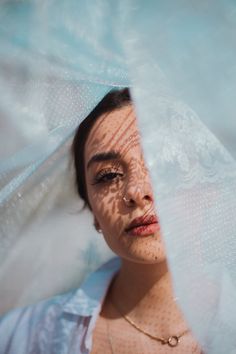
[[85, 106, 164, 264], [85, 105, 202, 354]]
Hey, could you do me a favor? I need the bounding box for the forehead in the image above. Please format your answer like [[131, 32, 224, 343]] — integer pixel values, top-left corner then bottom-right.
[[85, 104, 141, 159]]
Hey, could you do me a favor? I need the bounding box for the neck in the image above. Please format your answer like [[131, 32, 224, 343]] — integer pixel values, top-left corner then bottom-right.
[[111, 259, 171, 311], [109, 258, 186, 335]]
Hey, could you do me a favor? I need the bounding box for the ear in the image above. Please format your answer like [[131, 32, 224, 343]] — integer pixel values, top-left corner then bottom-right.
[[94, 218, 102, 233]]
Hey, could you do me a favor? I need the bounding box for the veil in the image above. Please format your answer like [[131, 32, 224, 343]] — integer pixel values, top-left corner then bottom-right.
[[1, 1, 236, 353]]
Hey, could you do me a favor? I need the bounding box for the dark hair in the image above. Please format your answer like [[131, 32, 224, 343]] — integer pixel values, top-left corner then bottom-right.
[[72, 88, 132, 209]]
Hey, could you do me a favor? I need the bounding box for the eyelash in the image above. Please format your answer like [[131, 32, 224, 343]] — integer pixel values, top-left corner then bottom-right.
[[91, 168, 124, 185]]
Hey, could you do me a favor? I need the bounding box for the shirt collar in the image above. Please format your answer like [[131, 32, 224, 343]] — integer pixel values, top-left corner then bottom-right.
[[63, 257, 121, 317]]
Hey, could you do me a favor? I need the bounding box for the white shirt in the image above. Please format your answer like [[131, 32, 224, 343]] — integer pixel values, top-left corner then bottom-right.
[[0, 257, 121, 354]]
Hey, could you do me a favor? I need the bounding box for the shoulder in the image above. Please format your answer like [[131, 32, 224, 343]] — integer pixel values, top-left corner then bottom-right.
[[0, 292, 71, 354], [0, 257, 121, 354]]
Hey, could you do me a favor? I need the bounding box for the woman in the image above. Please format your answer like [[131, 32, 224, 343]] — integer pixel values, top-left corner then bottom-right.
[[0, 88, 202, 354]]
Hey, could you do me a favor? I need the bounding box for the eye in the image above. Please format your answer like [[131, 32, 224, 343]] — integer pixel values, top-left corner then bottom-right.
[[92, 169, 124, 185]]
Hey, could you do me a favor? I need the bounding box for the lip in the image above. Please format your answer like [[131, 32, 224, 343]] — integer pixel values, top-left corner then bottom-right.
[[125, 214, 160, 237]]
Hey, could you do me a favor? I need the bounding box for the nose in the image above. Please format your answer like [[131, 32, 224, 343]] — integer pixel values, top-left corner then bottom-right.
[[123, 171, 154, 209]]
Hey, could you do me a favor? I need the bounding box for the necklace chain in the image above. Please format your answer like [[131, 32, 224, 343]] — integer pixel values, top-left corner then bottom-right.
[[106, 318, 201, 354], [106, 318, 115, 354], [110, 298, 189, 348], [122, 312, 189, 347]]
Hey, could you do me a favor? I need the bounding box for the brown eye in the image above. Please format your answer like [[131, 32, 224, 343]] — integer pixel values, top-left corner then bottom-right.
[[92, 169, 123, 185]]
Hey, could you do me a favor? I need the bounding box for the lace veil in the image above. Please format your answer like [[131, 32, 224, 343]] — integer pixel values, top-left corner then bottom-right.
[[0, 2, 236, 353]]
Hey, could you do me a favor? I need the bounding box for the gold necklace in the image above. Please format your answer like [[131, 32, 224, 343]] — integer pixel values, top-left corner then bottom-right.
[[111, 298, 189, 348], [106, 317, 201, 354]]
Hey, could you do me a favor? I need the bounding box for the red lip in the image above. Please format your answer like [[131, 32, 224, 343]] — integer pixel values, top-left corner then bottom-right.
[[125, 214, 159, 233]]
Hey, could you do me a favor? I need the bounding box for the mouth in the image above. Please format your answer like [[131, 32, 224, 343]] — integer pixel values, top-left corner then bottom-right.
[[125, 214, 160, 237]]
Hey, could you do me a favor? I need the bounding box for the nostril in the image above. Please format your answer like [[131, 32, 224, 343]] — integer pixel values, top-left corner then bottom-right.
[[123, 196, 136, 207], [129, 198, 136, 206], [144, 195, 152, 201]]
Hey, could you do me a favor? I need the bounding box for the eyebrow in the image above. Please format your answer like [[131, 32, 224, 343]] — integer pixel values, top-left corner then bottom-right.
[[87, 150, 122, 169]]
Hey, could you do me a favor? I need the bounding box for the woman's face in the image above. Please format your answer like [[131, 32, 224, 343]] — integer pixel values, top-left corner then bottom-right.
[[84, 104, 165, 264]]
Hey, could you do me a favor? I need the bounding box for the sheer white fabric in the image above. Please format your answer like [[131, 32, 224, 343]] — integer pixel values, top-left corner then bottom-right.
[[0, 1, 236, 353]]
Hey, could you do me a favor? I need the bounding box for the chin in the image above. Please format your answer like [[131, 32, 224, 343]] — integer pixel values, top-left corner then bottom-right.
[[105, 230, 166, 264], [124, 252, 166, 265], [119, 240, 167, 264]]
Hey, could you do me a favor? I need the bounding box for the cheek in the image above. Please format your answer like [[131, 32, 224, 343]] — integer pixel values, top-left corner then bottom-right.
[[89, 185, 121, 217], [89, 183, 125, 233]]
